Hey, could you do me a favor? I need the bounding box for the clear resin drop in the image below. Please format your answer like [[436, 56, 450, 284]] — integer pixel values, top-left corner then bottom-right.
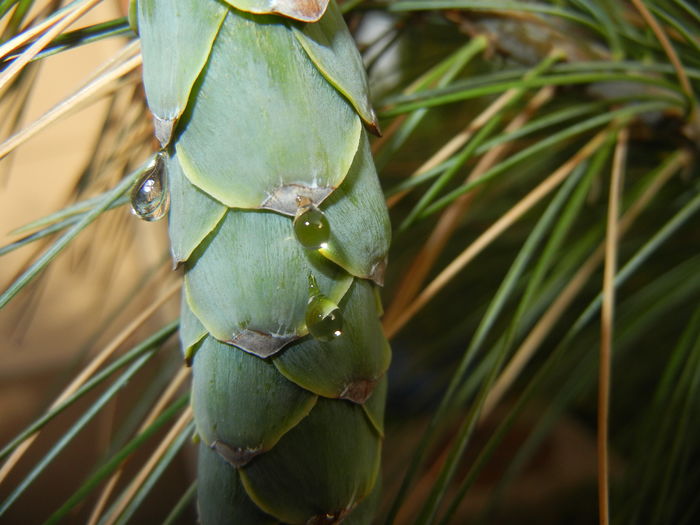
[[293, 204, 330, 249], [305, 275, 343, 342], [130, 151, 170, 221]]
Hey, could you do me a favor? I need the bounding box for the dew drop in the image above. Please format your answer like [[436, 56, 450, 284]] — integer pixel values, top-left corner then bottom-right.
[[305, 275, 343, 342], [293, 204, 329, 249], [130, 151, 169, 221]]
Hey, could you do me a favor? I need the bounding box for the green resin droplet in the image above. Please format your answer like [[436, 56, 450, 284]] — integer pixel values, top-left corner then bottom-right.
[[130, 151, 169, 222], [293, 205, 330, 249], [305, 275, 343, 342]]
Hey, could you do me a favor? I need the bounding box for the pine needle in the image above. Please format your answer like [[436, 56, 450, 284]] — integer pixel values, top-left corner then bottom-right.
[[0, 278, 179, 484], [86, 366, 190, 525], [630, 0, 695, 108], [384, 85, 554, 329], [0, 0, 103, 93], [598, 126, 628, 525], [0, 42, 141, 161], [483, 148, 687, 417], [101, 405, 194, 525], [384, 126, 612, 339], [385, 73, 535, 210]]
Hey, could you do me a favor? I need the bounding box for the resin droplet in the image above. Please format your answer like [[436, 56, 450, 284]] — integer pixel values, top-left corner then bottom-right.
[[293, 204, 329, 249], [305, 275, 343, 342], [130, 151, 169, 221], [306, 297, 343, 342]]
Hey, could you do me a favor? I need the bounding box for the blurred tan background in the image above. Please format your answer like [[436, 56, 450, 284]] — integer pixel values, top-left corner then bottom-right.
[[0, 1, 183, 521]]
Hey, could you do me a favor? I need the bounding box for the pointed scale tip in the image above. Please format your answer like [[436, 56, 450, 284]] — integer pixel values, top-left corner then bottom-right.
[[270, 0, 329, 22], [261, 184, 334, 216], [153, 116, 176, 148], [369, 257, 388, 287], [340, 378, 377, 404], [227, 329, 298, 358], [366, 112, 382, 137], [211, 440, 262, 468]]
